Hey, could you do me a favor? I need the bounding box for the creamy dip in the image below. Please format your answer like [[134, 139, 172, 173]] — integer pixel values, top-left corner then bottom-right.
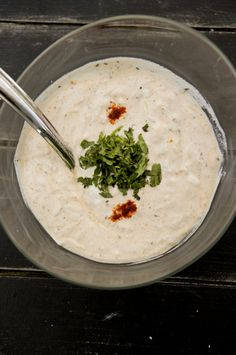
[[14, 57, 224, 263]]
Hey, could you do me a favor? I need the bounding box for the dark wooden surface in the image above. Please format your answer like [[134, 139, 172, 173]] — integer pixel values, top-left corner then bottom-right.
[[0, 1, 236, 354], [0, 277, 235, 355], [1, 0, 236, 28]]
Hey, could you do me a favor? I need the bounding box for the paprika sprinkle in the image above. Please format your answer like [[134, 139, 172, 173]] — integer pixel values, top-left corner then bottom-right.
[[107, 103, 126, 124], [109, 200, 137, 222]]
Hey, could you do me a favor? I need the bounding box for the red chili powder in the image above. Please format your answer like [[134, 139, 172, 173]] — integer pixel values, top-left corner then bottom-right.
[[107, 103, 126, 124], [109, 200, 137, 222]]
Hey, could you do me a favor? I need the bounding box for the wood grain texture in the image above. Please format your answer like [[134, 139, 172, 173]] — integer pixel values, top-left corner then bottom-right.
[[0, 276, 235, 355], [0, 0, 236, 28], [0, 23, 235, 284], [0, 23, 235, 79]]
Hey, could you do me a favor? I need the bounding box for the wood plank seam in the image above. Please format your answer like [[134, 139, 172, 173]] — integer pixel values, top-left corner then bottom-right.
[[0, 19, 236, 31], [0, 268, 236, 288]]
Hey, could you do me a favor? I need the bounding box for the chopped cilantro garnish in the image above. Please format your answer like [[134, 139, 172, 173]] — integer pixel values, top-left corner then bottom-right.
[[77, 177, 93, 188], [78, 127, 162, 199], [80, 139, 95, 149], [142, 123, 149, 132], [148, 163, 162, 187]]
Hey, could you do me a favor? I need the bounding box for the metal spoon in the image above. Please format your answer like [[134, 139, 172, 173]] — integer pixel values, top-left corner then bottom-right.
[[0, 68, 75, 170]]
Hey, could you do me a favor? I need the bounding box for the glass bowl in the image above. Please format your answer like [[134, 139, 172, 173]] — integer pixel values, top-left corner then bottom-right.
[[0, 15, 235, 289]]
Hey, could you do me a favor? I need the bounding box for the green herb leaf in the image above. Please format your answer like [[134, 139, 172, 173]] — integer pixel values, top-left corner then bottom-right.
[[136, 155, 149, 177], [77, 177, 93, 188], [80, 139, 95, 149], [142, 123, 149, 132], [148, 163, 162, 187], [99, 191, 113, 198], [138, 133, 148, 154]]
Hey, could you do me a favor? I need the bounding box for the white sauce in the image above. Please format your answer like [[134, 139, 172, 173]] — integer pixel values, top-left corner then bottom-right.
[[14, 57, 224, 263]]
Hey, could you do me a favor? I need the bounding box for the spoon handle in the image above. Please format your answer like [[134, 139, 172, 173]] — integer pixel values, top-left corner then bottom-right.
[[0, 68, 75, 169]]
